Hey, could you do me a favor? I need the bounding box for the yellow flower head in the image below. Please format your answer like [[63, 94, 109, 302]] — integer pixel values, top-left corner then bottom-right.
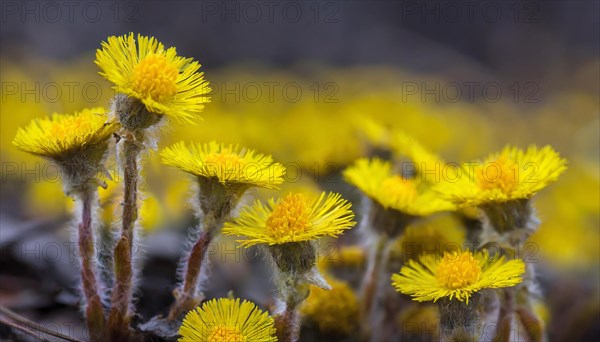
[[318, 245, 366, 271], [96, 33, 210, 124], [397, 304, 440, 341], [344, 158, 454, 216], [161, 141, 286, 189], [179, 298, 277, 342], [391, 250, 525, 304], [301, 277, 359, 335], [223, 192, 356, 247], [13, 107, 116, 159], [389, 130, 445, 179], [435, 145, 567, 207], [391, 215, 466, 262]]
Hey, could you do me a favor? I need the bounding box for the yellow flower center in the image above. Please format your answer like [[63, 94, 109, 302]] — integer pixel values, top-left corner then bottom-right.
[[381, 176, 417, 201], [266, 194, 311, 240], [436, 251, 481, 289], [131, 54, 178, 101], [476, 156, 519, 193], [208, 325, 246, 342], [205, 152, 243, 167]]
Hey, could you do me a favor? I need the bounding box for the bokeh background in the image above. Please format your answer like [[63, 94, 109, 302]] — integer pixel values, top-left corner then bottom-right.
[[1, 1, 598, 341]]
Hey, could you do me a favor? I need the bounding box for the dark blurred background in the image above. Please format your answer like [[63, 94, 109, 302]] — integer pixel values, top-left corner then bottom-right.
[[2, 0, 599, 84]]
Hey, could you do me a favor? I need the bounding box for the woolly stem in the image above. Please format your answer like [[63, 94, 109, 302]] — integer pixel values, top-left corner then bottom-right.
[[495, 288, 515, 342], [76, 188, 105, 342], [360, 234, 386, 336], [516, 306, 543, 342], [167, 179, 244, 322], [274, 297, 301, 342], [270, 255, 312, 342], [438, 295, 482, 342], [481, 199, 545, 341], [107, 136, 141, 339], [167, 229, 211, 320]]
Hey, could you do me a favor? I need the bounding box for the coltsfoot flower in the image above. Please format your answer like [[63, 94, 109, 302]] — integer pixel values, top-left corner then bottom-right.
[[12, 107, 117, 191], [389, 130, 445, 178], [223, 192, 355, 247], [161, 141, 286, 189], [13, 107, 116, 159], [96, 33, 210, 127], [435, 145, 567, 207], [390, 215, 466, 264], [344, 157, 454, 216], [301, 276, 359, 335], [179, 298, 277, 342], [391, 250, 525, 304]]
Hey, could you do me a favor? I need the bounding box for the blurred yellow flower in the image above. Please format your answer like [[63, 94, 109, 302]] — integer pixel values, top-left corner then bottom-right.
[[397, 304, 440, 341], [95, 33, 210, 124], [391, 214, 466, 262], [532, 165, 599, 270], [161, 141, 285, 189], [318, 245, 366, 270], [179, 298, 277, 342], [435, 145, 567, 207], [12, 107, 116, 159], [389, 130, 445, 178], [392, 250, 525, 304], [301, 277, 359, 335], [223, 192, 355, 246], [344, 158, 454, 216]]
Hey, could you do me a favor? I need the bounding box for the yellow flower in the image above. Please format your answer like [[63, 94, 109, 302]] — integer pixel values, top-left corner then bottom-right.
[[161, 141, 286, 189], [12, 107, 116, 159], [344, 158, 454, 216], [531, 164, 599, 270], [301, 277, 359, 335], [223, 192, 355, 246], [318, 245, 366, 271], [391, 250, 525, 304], [397, 304, 440, 341], [435, 145, 567, 207], [179, 298, 277, 342], [389, 130, 445, 179], [96, 33, 210, 124], [391, 214, 466, 262]]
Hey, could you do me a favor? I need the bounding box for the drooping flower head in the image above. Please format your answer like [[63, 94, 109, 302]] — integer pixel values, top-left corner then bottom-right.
[[161, 141, 285, 189], [12, 107, 118, 191], [96, 33, 210, 127], [344, 158, 454, 217], [435, 145, 567, 208], [179, 298, 277, 342], [223, 192, 355, 247], [391, 250, 525, 304]]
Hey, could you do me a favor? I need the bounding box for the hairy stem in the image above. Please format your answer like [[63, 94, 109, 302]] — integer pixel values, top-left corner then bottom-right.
[[274, 300, 300, 342], [168, 229, 211, 320], [360, 234, 386, 336], [108, 137, 141, 339], [77, 188, 105, 341]]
